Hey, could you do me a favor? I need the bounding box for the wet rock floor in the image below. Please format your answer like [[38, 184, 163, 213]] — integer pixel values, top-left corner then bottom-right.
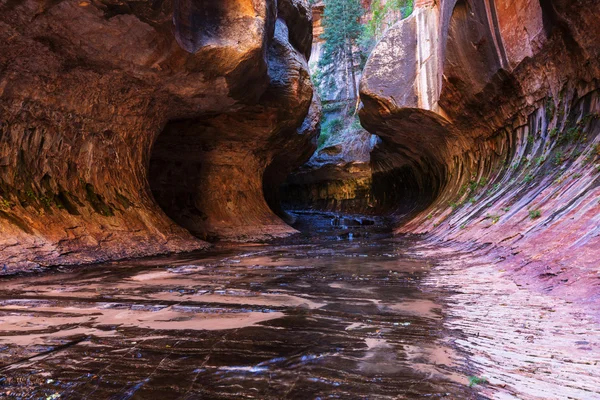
[[0, 212, 598, 399]]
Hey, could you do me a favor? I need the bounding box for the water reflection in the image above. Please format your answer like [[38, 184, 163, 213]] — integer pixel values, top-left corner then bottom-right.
[[0, 212, 475, 398]]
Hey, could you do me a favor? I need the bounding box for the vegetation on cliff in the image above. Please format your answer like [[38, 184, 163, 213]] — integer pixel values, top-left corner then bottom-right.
[[361, 0, 414, 53], [314, 0, 414, 102], [317, 0, 364, 100], [312, 0, 414, 153]]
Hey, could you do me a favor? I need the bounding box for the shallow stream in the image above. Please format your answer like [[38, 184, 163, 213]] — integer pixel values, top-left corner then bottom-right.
[[4, 212, 593, 399]]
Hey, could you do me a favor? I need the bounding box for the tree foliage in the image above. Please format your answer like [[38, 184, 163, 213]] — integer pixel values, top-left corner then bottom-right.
[[362, 0, 414, 48], [318, 0, 364, 99], [316, 0, 415, 98], [319, 0, 363, 67]]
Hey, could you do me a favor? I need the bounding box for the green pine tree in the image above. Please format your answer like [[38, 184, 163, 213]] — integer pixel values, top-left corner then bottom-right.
[[318, 0, 365, 100]]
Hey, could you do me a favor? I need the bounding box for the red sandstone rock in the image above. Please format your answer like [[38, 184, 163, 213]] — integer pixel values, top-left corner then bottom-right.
[[359, 0, 600, 303], [0, 0, 318, 271]]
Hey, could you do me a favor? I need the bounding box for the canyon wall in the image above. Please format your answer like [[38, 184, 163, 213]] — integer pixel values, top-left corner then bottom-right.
[[281, 0, 401, 214], [0, 0, 318, 271], [360, 0, 600, 299]]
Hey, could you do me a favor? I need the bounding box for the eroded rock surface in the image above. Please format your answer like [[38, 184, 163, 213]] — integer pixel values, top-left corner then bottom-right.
[[0, 0, 319, 271], [359, 0, 600, 303]]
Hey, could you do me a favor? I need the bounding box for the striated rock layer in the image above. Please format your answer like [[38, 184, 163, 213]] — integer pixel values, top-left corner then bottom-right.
[[0, 0, 319, 271], [360, 0, 600, 302]]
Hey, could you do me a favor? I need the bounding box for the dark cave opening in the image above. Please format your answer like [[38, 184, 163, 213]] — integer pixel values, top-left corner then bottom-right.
[[148, 119, 212, 240], [149, 113, 450, 240], [275, 136, 444, 220], [150, 117, 305, 242]]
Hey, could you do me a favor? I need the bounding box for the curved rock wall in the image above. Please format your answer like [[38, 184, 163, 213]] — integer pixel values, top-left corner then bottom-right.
[[360, 0, 600, 298], [0, 0, 318, 271], [361, 0, 600, 291]]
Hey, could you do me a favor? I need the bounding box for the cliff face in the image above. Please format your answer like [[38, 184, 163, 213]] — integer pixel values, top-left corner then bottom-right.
[[0, 0, 319, 271], [360, 0, 600, 298], [281, 0, 408, 215]]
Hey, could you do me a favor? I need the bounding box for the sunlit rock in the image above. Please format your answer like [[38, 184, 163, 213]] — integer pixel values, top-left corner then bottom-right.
[[359, 0, 600, 293], [0, 0, 318, 270]]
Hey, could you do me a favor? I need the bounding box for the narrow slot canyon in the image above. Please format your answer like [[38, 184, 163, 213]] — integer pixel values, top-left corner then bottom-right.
[[0, 0, 599, 398]]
